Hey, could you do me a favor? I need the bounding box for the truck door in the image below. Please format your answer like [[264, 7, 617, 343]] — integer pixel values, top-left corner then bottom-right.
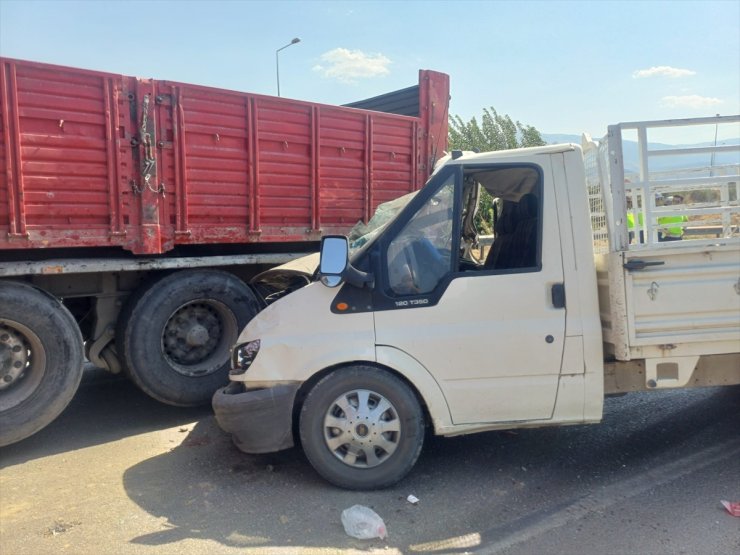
[[373, 159, 566, 424]]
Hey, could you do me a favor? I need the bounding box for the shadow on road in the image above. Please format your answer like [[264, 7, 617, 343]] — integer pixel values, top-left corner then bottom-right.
[[0, 368, 211, 468], [123, 417, 326, 549]]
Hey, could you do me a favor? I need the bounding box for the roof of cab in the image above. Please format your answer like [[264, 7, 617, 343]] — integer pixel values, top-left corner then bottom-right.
[[440, 143, 581, 167]]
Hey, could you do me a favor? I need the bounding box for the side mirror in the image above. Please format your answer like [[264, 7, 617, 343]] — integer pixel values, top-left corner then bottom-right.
[[319, 236, 349, 287]]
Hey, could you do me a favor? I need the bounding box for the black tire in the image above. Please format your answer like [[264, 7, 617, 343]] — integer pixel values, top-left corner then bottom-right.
[[117, 270, 259, 407], [0, 282, 84, 447], [299, 365, 424, 490]]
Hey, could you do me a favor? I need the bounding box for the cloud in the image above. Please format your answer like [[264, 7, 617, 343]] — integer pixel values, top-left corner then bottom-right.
[[312, 48, 391, 84], [660, 95, 723, 108], [632, 66, 696, 79]]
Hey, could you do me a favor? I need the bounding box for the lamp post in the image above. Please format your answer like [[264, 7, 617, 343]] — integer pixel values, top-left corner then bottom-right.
[[276, 38, 301, 97]]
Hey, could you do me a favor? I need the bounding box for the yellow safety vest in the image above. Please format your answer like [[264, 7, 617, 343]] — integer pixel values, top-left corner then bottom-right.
[[657, 215, 687, 238], [628, 212, 687, 237]]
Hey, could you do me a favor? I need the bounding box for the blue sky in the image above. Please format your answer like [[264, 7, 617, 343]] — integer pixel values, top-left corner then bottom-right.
[[1, 0, 738, 143]]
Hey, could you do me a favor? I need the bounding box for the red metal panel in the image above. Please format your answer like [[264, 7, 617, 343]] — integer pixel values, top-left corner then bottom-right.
[[0, 61, 15, 237], [317, 106, 369, 228], [133, 79, 164, 254], [103, 78, 123, 237], [365, 115, 374, 223], [10, 61, 113, 241], [310, 105, 320, 233], [417, 70, 449, 185], [172, 86, 189, 236], [256, 99, 312, 231], [118, 75, 141, 249], [0, 58, 449, 253], [0, 105, 7, 236], [178, 84, 250, 233], [247, 97, 259, 233], [371, 115, 416, 205], [150, 82, 179, 251], [1, 60, 26, 239]]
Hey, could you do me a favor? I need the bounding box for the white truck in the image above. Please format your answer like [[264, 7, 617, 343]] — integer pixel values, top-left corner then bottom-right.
[[212, 116, 740, 489]]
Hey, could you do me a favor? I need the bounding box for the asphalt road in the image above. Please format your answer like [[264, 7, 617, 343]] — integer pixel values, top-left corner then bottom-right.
[[1, 370, 738, 555]]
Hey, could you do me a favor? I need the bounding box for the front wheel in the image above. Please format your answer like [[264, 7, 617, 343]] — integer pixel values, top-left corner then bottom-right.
[[299, 366, 425, 490]]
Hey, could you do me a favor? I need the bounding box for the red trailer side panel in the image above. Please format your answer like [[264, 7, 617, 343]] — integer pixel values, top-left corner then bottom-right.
[[0, 58, 449, 255], [0, 68, 9, 238]]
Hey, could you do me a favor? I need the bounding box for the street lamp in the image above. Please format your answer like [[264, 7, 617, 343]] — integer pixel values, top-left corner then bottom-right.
[[276, 37, 301, 97]]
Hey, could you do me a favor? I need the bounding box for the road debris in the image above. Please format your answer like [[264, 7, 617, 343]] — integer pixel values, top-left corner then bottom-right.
[[341, 505, 387, 539], [720, 500, 740, 517], [43, 520, 81, 537], [407, 494, 419, 504]]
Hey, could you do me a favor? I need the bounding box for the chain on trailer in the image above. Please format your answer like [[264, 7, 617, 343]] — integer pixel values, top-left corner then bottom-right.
[[130, 93, 166, 197]]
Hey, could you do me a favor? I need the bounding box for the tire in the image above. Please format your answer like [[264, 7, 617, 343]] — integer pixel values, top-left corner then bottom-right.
[[0, 282, 84, 447], [299, 365, 425, 490], [117, 270, 259, 407]]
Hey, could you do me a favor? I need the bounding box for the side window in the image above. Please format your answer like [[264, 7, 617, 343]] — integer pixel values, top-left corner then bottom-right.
[[473, 166, 542, 273], [482, 192, 540, 271], [386, 177, 455, 295]]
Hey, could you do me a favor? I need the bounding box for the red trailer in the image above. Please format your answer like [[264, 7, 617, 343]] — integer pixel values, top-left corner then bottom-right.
[[0, 58, 449, 445]]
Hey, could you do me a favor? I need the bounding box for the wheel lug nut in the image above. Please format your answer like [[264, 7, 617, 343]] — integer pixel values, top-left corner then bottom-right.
[[12, 345, 22, 352], [3, 375, 12, 383], [13, 361, 23, 368], [0, 334, 9, 342]]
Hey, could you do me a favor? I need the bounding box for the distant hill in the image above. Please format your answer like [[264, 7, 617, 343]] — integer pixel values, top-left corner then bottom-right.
[[541, 134, 739, 175]]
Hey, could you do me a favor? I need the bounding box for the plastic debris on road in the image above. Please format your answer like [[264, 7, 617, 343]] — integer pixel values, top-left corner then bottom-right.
[[720, 500, 740, 517], [407, 494, 419, 504], [341, 505, 387, 539]]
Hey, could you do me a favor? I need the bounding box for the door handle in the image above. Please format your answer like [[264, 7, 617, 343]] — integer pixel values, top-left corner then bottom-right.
[[551, 283, 566, 309]]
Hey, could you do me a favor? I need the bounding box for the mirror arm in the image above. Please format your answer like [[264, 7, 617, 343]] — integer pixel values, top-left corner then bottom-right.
[[343, 263, 374, 289]]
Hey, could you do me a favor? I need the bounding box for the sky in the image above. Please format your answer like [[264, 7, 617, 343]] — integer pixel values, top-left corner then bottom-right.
[[1, 0, 738, 144]]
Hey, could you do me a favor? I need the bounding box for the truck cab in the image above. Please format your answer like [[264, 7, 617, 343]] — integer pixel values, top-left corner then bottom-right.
[[213, 144, 608, 489]]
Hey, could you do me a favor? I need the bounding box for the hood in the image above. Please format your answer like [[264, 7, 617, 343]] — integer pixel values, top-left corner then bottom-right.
[[250, 253, 320, 306]]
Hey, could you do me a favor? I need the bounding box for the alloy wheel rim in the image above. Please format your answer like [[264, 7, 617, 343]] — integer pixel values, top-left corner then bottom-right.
[[322, 388, 401, 468]]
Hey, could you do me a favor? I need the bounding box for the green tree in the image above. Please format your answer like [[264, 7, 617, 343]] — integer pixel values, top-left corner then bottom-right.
[[448, 108, 546, 233], [449, 107, 546, 151]]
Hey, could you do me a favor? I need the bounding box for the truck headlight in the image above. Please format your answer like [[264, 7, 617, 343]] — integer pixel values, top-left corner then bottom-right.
[[231, 339, 261, 375]]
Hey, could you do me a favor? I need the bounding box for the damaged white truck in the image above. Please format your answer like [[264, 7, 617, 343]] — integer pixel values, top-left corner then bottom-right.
[[213, 116, 740, 490]]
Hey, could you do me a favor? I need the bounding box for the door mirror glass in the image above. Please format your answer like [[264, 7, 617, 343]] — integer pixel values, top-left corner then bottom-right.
[[319, 236, 349, 287]]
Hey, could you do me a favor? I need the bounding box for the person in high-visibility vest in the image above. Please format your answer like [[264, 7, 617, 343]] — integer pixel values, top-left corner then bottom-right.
[[657, 194, 688, 241], [627, 194, 688, 243], [626, 195, 644, 243], [626, 210, 644, 243]]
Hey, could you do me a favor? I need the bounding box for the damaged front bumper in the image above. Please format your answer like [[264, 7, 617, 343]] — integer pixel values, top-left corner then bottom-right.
[[212, 381, 300, 454]]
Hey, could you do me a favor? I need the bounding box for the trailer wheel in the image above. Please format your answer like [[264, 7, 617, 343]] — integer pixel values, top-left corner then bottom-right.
[[0, 282, 84, 447], [299, 366, 425, 490], [117, 270, 259, 406]]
